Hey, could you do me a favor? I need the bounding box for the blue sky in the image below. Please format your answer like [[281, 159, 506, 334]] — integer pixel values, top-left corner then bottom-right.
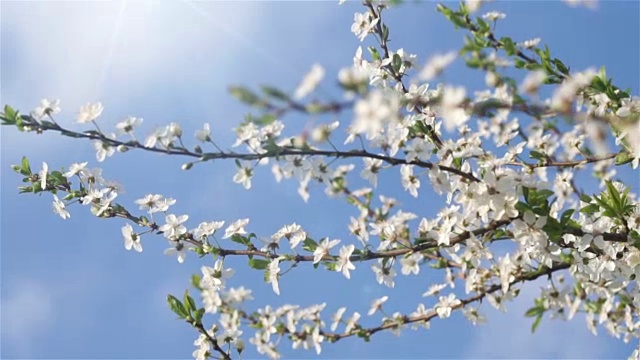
[[1, 0, 638, 358]]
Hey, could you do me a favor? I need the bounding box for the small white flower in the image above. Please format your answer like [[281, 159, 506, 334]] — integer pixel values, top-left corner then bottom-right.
[[367, 296, 389, 316], [32, 98, 61, 119], [94, 142, 115, 162], [39, 162, 48, 189], [330, 307, 347, 331], [420, 52, 457, 80], [400, 165, 420, 197], [201, 259, 235, 290], [311, 121, 339, 143], [519, 38, 541, 49], [122, 223, 142, 252], [223, 218, 249, 239], [294, 64, 325, 100], [272, 223, 307, 250], [520, 70, 546, 95], [233, 166, 253, 190], [435, 293, 461, 318], [335, 244, 355, 279], [164, 241, 191, 263], [77, 102, 104, 123], [562, 0, 598, 10], [482, 11, 506, 21], [268, 258, 281, 295], [193, 221, 225, 240], [64, 162, 88, 178], [465, 0, 486, 13], [616, 96, 640, 118], [313, 238, 341, 264], [168, 122, 182, 137], [440, 86, 469, 131], [423, 283, 447, 297], [154, 197, 177, 213], [372, 260, 396, 288], [158, 214, 189, 240], [79, 167, 103, 185], [361, 158, 383, 187], [462, 307, 487, 325], [116, 116, 143, 135], [351, 12, 379, 42], [195, 123, 211, 142], [52, 194, 70, 219], [135, 194, 177, 214], [400, 253, 423, 275]]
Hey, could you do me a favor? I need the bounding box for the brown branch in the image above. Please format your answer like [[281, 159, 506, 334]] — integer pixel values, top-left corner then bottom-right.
[[19, 117, 480, 182]]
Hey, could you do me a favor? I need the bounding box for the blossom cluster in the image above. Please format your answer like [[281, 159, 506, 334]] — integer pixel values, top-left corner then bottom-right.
[[4, 0, 640, 359]]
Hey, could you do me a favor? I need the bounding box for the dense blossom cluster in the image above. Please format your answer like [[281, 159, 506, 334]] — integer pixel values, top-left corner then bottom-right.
[[4, 0, 640, 359]]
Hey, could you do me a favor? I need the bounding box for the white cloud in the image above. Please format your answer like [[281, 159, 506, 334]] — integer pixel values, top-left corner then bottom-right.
[[1, 280, 55, 357]]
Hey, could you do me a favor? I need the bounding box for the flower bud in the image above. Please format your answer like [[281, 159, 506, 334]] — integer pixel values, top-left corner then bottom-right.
[[311, 127, 328, 143], [292, 136, 306, 149], [485, 71, 499, 87], [235, 339, 245, 353], [168, 122, 182, 137], [117, 145, 129, 153], [181, 162, 193, 171]]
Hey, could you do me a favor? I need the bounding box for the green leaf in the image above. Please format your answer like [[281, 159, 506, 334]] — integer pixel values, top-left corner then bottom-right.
[[525, 62, 543, 71], [476, 18, 490, 34], [254, 114, 277, 126], [500, 37, 517, 56], [531, 314, 543, 333], [260, 86, 290, 102], [324, 262, 337, 271], [183, 290, 196, 314], [230, 234, 251, 246], [449, 14, 468, 29], [193, 308, 205, 324], [392, 53, 403, 73], [516, 201, 531, 214], [529, 151, 545, 160], [302, 237, 318, 252], [3, 104, 16, 119], [32, 182, 43, 193], [228, 86, 265, 107], [537, 189, 554, 199], [598, 66, 607, 82], [553, 58, 569, 75], [262, 138, 283, 157], [579, 194, 592, 203], [591, 77, 607, 92], [465, 57, 482, 69], [21, 156, 32, 176], [249, 258, 269, 270], [368, 47, 381, 62], [560, 209, 575, 225], [191, 274, 202, 290], [605, 180, 623, 211], [167, 295, 189, 319], [1, 105, 18, 125], [381, 24, 390, 43], [49, 171, 66, 186], [436, 3, 452, 17], [525, 306, 543, 317], [580, 203, 600, 214]]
